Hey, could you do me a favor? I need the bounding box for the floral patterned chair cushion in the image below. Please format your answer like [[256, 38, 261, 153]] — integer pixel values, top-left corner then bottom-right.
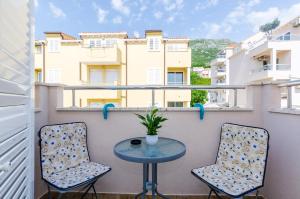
[[192, 123, 269, 197], [40, 122, 111, 189], [45, 162, 111, 189]]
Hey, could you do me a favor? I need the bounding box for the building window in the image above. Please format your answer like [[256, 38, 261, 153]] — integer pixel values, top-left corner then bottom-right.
[[277, 32, 291, 41], [89, 69, 103, 84], [168, 102, 184, 107], [46, 68, 62, 83], [89, 68, 119, 85], [90, 40, 95, 47], [106, 69, 119, 85], [35, 69, 42, 82], [147, 68, 161, 85], [89, 39, 117, 48], [148, 37, 160, 51], [48, 39, 60, 53], [168, 72, 183, 85]]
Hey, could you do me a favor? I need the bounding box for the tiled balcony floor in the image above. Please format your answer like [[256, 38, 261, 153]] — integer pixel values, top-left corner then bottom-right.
[[41, 193, 264, 199]]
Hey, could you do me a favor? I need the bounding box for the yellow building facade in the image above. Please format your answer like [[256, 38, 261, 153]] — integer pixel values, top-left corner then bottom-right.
[[34, 30, 191, 108]]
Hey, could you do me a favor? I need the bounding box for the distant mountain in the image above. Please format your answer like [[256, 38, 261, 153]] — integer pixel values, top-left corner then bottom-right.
[[190, 39, 235, 68]]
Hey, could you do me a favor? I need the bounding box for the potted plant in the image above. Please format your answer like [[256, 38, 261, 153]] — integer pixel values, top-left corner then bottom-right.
[[136, 108, 168, 145]]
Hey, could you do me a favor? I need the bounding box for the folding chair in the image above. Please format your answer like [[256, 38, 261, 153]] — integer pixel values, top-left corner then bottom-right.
[[39, 122, 111, 199], [192, 123, 269, 198]]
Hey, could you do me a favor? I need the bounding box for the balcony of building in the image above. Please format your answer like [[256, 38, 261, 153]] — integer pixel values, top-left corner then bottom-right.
[[33, 81, 300, 199], [81, 44, 122, 65], [249, 50, 291, 83], [165, 47, 192, 68], [210, 57, 226, 67]]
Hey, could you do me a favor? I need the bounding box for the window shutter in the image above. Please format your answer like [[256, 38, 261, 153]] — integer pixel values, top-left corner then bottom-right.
[[0, 1, 34, 198]]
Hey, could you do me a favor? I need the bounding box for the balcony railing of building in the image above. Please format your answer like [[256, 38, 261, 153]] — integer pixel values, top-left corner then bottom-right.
[[216, 54, 226, 58], [64, 85, 245, 108], [247, 34, 300, 51], [269, 34, 300, 41], [217, 68, 226, 73], [251, 64, 291, 73]]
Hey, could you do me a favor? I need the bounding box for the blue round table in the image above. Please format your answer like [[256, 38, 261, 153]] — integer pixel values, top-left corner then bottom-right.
[[114, 137, 186, 199]]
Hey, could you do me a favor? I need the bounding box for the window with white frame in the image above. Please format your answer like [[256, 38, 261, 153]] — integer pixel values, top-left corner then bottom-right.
[[106, 69, 119, 85], [46, 68, 62, 83], [89, 40, 95, 47], [89, 68, 119, 85], [48, 39, 60, 53], [89, 39, 117, 48], [148, 37, 160, 51], [147, 68, 161, 85], [89, 69, 103, 84]]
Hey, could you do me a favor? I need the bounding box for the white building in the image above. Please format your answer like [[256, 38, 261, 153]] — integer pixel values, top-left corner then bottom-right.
[[209, 45, 235, 105], [229, 16, 300, 108], [192, 67, 211, 78]]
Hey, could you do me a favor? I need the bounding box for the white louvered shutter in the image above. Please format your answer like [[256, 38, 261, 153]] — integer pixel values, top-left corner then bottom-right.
[[0, 0, 34, 199]]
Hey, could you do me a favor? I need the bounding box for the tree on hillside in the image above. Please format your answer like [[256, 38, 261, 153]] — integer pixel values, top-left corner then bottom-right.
[[190, 72, 211, 106], [259, 18, 280, 36]]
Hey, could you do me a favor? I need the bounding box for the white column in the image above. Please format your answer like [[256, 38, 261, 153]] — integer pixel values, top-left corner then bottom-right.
[[271, 49, 277, 71], [187, 67, 191, 85]]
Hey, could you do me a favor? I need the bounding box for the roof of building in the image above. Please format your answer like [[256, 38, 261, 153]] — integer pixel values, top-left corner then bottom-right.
[[44, 32, 77, 40], [145, 30, 163, 33], [78, 32, 128, 39]]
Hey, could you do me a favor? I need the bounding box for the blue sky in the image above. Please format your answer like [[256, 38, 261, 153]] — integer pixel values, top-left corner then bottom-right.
[[35, 0, 300, 42]]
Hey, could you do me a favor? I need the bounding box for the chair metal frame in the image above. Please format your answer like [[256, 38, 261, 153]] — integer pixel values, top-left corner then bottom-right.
[[39, 122, 111, 199], [192, 123, 270, 199]]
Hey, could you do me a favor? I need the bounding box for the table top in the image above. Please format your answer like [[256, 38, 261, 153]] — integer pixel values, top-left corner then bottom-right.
[[114, 137, 186, 163]]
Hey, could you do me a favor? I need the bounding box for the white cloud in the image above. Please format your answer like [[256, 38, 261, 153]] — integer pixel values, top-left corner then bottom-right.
[[247, 3, 300, 32], [140, 5, 147, 12], [247, 7, 280, 31], [195, 0, 219, 11], [34, 0, 39, 7], [160, 0, 184, 11], [49, 2, 66, 18], [167, 16, 174, 23], [202, 22, 221, 38], [96, 7, 108, 23], [92, 2, 109, 24], [133, 31, 140, 38], [154, 11, 163, 19], [111, 0, 130, 16], [200, 1, 300, 39], [112, 16, 123, 24]]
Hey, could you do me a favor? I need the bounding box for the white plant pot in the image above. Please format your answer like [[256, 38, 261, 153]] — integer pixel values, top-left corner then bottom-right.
[[146, 135, 158, 145]]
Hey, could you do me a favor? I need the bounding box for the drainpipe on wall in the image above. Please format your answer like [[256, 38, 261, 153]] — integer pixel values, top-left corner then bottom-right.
[[163, 40, 166, 108], [42, 42, 46, 83], [125, 40, 128, 108]]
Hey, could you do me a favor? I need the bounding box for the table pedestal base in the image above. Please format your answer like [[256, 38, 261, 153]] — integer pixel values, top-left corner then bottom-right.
[[135, 163, 169, 199]]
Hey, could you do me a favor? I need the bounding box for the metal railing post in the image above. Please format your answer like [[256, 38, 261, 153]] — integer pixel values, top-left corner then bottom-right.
[[233, 89, 238, 107], [72, 89, 76, 107], [152, 89, 155, 107], [287, 86, 292, 109]]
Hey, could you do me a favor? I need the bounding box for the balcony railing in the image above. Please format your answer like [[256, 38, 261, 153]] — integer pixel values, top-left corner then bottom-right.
[[64, 85, 245, 108], [216, 54, 226, 58], [251, 64, 291, 73], [269, 34, 300, 41]]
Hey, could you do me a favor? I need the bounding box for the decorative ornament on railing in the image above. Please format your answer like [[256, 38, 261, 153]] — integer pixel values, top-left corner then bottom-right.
[[193, 103, 205, 120], [103, 103, 115, 120]]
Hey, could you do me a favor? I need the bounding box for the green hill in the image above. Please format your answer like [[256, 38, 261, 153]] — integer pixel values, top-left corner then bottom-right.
[[190, 39, 235, 68]]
